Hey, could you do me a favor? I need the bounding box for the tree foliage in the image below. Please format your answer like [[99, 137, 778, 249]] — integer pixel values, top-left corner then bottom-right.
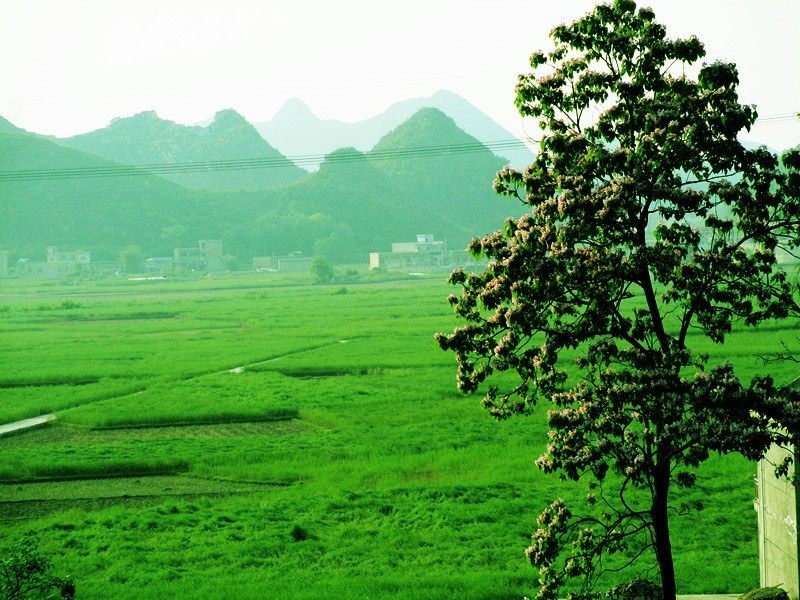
[[119, 245, 144, 274], [0, 535, 74, 600], [436, 1, 800, 598], [309, 255, 335, 284]]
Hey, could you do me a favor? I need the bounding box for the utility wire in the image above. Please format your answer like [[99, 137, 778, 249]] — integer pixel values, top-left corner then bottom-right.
[[752, 112, 800, 124], [0, 109, 797, 183], [0, 139, 535, 183]]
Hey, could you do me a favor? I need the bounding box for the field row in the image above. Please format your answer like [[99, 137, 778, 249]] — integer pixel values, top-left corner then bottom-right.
[[2, 273, 798, 598]]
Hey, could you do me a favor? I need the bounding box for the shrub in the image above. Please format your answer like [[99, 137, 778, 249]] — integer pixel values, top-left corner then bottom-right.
[[0, 534, 75, 599], [289, 525, 308, 542]]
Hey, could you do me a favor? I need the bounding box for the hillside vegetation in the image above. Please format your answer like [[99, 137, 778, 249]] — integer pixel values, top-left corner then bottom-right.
[[0, 133, 220, 259], [0, 108, 516, 264], [59, 109, 306, 192], [370, 108, 522, 245]]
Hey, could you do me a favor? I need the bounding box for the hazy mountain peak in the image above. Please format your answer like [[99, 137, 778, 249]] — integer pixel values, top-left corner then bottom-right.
[[211, 108, 249, 126], [373, 107, 473, 152], [429, 89, 464, 102], [320, 146, 368, 169], [115, 110, 163, 124], [254, 90, 535, 171], [102, 110, 178, 136], [272, 98, 318, 123]]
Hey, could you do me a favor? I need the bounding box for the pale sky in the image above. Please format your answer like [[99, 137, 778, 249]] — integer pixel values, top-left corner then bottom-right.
[[2, 0, 798, 150]]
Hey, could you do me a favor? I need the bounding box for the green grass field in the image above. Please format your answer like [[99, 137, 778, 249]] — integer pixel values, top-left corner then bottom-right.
[[1, 272, 798, 599]]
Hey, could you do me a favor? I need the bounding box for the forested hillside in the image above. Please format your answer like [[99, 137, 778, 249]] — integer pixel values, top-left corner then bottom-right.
[[221, 148, 417, 261], [0, 116, 30, 136], [0, 108, 520, 265], [221, 109, 519, 261], [0, 132, 267, 260], [369, 108, 524, 248], [59, 109, 306, 192]]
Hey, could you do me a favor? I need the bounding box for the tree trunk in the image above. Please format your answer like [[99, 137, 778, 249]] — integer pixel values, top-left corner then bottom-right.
[[652, 474, 677, 600]]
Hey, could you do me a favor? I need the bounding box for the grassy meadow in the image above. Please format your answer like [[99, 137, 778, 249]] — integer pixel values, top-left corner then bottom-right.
[[1, 271, 799, 599]]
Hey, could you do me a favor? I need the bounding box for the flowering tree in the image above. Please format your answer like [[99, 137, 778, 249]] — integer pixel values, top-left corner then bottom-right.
[[436, 1, 800, 598]]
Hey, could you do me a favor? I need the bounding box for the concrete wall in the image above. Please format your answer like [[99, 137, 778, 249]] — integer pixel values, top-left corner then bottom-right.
[[253, 257, 273, 270], [199, 239, 223, 260], [277, 257, 312, 273], [757, 443, 800, 599], [391, 242, 418, 253]]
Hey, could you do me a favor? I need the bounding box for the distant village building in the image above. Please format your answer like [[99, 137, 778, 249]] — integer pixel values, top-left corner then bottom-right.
[[199, 240, 224, 270], [19, 246, 91, 279], [47, 246, 90, 265], [173, 247, 203, 269], [144, 257, 175, 272], [277, 253, 313, 273], [252, 252, 312, 273], [173, 239, 225, 271], [0, 250, 8, 277], [252, 256, 275, 271], [370, 234, 446, 271]]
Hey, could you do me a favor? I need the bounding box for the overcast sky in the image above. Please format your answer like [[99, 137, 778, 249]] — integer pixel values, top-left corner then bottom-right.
[[2, 0, 798, 150]]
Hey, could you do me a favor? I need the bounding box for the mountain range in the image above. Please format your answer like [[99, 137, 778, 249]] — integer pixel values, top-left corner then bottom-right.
[[59, 109, 307, 192], [0, 95, 527, 265]]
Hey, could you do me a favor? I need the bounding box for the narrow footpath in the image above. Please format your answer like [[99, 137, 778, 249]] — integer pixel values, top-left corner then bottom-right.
[[0, 339, 353, 438], [0, 414, 56, 437]]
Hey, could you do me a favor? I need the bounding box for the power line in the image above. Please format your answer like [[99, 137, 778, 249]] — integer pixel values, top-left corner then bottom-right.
[[752, 112, 800, 125], [0, 139, 535, 183], [0, 109, 796, 183]]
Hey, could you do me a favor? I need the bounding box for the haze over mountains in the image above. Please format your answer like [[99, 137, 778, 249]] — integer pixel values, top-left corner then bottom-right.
[[0, 92, 529, 265], [254, 90, 536, 171]]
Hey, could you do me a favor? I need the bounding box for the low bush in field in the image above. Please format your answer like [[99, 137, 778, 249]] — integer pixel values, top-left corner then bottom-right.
[[0, 534, 74, 599]]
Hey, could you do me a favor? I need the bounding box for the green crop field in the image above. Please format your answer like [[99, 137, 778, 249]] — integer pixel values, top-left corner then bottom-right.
[[1, 272, 798, 599]]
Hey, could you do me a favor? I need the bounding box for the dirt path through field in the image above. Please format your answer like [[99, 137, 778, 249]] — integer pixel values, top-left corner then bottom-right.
[[0, 338, 353, 435], [0, 413, 56, 437]]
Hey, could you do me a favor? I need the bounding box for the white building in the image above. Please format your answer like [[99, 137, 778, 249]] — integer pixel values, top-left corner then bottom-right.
[[370, 234, 446, 270], [47, 246, 91, 265], [19, 246, 91, 279]]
